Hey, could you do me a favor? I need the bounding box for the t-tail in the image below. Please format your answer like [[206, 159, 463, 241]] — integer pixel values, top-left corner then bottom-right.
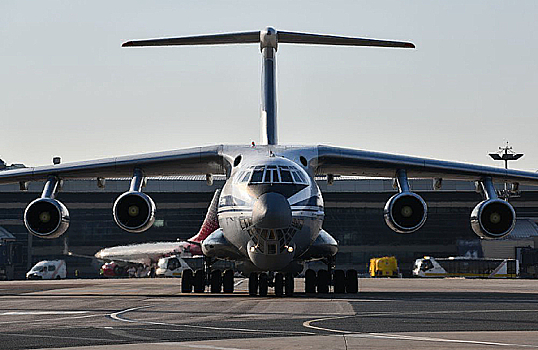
[[188, 189, 221, 243], [123, 27, 415, 146]]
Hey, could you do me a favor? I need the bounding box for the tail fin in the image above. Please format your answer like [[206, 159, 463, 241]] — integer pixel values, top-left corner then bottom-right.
[[189, 189, 221, 243], [123, 28, 414, 147]]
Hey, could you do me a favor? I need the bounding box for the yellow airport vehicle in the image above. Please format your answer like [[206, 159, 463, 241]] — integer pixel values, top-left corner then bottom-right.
[[369, 256, 399, 277]]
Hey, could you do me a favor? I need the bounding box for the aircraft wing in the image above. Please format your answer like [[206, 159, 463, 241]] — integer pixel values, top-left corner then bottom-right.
[[314, 145, 538, 186], [0, 145, 226, 184]]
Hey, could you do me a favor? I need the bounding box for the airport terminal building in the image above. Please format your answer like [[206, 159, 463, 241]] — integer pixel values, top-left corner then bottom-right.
[[1, 177, 538, 278]]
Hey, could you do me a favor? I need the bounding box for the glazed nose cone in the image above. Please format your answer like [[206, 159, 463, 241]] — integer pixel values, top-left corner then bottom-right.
[[252, 192, 292, 229]]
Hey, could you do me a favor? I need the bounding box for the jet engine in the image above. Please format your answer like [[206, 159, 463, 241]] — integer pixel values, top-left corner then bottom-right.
[[24, 197, 70, 239], [113, 191, 156, 233], [384, 192, 427, 233], [471, 199, 515, 239]]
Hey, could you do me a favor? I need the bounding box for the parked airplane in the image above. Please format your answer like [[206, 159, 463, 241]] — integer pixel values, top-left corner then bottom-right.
[[2, 28, 538, 296], [90, 189, 220, 277]]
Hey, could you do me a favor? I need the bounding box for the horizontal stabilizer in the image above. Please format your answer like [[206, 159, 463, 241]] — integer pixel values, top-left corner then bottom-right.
[[277, 31, 415, 49], [122, 28, 414, 49], [122, 31, 260, 47]]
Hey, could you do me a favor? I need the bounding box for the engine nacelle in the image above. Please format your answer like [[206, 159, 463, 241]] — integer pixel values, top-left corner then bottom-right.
[[113, 191, 156, 233], [384, 192, 427, 233], [24, 198, 70, 239], [471, 199, 515, 239]]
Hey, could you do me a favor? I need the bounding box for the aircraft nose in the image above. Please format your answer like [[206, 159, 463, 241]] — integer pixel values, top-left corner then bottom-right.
[[252, 192, 292, 229]]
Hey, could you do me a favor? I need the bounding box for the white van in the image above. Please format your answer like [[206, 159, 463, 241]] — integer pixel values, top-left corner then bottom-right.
[[26, 260, 67, 280], [156, 256, 192, 277]]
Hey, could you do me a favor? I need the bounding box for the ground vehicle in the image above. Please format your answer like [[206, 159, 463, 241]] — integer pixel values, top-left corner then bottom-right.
[[26, 260, 66, 279], [156, 256, 193, 278], [369, 256, 399, 277], [413, 256, 519, 278]]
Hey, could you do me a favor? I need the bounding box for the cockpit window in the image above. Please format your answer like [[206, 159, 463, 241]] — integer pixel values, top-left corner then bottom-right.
[[247, 165, 308, 185], [251, 170, 264, 183], [280, 170, 293, 183], [240, 171, 251, 183]]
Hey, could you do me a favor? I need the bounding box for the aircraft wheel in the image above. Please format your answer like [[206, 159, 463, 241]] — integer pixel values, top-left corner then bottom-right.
[[346, 269, 358, 293], [333, 269, 346, 294], [114, 265, 124, 277], [305, 269, 316, 294], [258, 273, 268, 297], [210, 269, 222, 293], [284, 272, 294, 296], [222, 269, 234, 293], [248, 272, 258, 296], [274, 272, 284, 297], [317, 269, 329, 294], [181, 269, 193, 293], [193, 269, 206, 293]]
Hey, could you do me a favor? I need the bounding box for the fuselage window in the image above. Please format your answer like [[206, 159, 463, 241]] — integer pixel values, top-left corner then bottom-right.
[[280, 169, 293, 183]]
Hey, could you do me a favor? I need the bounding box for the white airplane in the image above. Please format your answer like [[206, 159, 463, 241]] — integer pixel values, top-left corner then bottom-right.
[[2, 27, 538, 297]]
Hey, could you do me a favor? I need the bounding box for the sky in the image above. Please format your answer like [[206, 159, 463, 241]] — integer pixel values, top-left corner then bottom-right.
[[1, 1, 537, 172]]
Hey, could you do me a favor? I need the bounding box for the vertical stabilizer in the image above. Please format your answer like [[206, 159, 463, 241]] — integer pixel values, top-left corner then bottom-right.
[[122, 28, 414, 147], [189, 189, 221, 243]]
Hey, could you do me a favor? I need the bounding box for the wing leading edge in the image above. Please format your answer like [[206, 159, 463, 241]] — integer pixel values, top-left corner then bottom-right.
[[314, 145, 538, 186], [0, 145, 226, 185]]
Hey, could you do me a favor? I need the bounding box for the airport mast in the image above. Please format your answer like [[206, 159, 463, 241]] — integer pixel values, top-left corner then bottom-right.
[[489, 142, 524, 199]]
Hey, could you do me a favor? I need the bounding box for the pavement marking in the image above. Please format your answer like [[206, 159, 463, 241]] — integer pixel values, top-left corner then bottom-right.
[[347, 333, 538, 348], [0, 313, 104, 325], [110, 305, 316, 336], [234, 278, 247, 287], [168, 344, 253, 350], [0, 332, 126, 343], [1, 311, 88, 315]]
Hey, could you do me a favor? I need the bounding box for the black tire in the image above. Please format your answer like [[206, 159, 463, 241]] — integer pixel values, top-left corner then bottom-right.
[[259, 273, 268, 297], [222, 269, 234, 293], [193, 269, 206, 293], [114, 265, 124, 277], [305, 269, 316, 294], [210, 269, 222, 293], [274, 272, 284, 297], [181, 269, 193, 293], [333, 269, 346, 294], [284, 272, 294, 297], [346, 269, 358, 294], [248, 272, 258, 296], [317, 269, 329, 294]]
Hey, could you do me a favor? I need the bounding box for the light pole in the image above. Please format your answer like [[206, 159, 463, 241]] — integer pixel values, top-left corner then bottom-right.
[[489, 142, 523, 199]]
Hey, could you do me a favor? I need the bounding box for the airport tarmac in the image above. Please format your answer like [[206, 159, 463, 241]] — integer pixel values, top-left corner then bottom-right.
[[1, 278, 538, 349]]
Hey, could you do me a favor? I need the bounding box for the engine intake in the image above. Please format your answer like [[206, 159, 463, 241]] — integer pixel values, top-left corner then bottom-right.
[[24, 198, 70, 239], [471, 199, 515, 239], [384, 192, 427, 233], [113, 191, 156, 233]]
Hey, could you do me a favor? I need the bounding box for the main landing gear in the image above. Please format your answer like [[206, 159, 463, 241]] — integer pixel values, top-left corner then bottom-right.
[[304, 257, 358, 294], [181, 257, 235, 294], [248, 272, 295, 297]]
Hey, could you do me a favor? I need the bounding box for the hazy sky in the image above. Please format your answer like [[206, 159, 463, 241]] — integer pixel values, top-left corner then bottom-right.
[[1, 1, 537, 172]]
